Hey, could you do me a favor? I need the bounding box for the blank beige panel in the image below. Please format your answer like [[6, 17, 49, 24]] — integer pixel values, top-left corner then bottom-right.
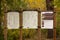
[[7, 12, 19, 29], [23, 11, 38, 29]]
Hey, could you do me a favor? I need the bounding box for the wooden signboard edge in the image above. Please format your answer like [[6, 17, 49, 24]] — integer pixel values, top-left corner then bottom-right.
[[4, 11, 7, 40], [19, 10, 23, 40], [38, 10, 41, 40], [53, 11, 56, 40]]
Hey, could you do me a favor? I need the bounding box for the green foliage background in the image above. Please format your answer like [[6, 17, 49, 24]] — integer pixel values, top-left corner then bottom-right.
[[0, 0, 60, 40]]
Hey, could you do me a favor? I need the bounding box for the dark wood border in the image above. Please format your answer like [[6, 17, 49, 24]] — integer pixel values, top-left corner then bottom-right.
[[53, 11, 56, 40], [4, 10, 7, 40], [19, 10, 23, 40]]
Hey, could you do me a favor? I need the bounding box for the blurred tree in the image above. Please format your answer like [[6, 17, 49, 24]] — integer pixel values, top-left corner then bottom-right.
[[6, 0, 27, 10], [24, 0, 46, 11], [54, 0, 60, 11]]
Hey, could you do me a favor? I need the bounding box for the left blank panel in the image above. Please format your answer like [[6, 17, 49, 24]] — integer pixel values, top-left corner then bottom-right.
[[7, 12, 19, 29]]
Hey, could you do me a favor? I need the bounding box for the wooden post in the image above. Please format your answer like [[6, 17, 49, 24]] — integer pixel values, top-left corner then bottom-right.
[[4, 12, 7, 40], [53, 12, 56, 40], [38, 10, 41, 40], [19, 11, 23, 40]]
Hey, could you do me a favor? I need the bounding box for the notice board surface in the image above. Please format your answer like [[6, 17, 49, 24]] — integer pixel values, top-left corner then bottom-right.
[[7, 12, 19, 29]]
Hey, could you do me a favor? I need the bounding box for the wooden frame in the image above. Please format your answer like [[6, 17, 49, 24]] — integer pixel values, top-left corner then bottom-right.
[[4, 9, 41, 40], [4, 10, 7, 40], [53, 11, 56, 40], [4, 9, 56, 40]]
